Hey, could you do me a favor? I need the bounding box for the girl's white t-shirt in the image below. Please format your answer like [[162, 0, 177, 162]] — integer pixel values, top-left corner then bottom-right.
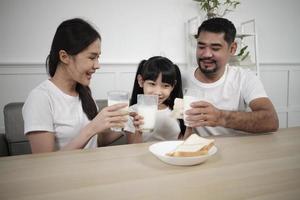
[[22, 80, 97, 149], [124, 104, 181, 142]]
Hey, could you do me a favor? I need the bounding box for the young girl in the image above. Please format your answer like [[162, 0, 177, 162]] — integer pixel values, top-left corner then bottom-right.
[[124, 56, 186, 143]]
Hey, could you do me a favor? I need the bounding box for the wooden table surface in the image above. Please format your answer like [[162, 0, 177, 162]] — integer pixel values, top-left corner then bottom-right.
[[1, 127, 300, 200]]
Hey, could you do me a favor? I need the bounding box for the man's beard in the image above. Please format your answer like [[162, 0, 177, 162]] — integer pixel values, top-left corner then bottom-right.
[[197, 58, 217, 74]]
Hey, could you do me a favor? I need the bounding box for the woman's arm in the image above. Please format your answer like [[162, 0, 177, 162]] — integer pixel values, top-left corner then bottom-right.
[[28, 103, 129, 153], [126, 131, 143, 144], [98, 129, 123, 147], [62, 103, 129, 150], [27, 131, 56, 153]]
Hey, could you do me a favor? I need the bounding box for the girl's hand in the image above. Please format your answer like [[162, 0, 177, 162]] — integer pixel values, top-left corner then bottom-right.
[[129, 112, 144, 132], [126, 112, 144, 143], [91, 103, 129, 133]]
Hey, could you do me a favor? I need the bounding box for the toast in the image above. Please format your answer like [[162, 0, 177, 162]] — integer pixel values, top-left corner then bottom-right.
[[171, 98, 183, 119], [167, 134, 214, 157]]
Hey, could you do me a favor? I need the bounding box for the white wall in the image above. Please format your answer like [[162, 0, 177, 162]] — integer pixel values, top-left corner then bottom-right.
[[0, 0, 300, 132], [0, 0, 299, 64], [229, 0, 300, 64], [0, 0, 198, 63]]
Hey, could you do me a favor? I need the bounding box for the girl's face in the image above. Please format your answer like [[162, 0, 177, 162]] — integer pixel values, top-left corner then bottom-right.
[[67, 38, 101, 86], [138, 73, 174, 108]]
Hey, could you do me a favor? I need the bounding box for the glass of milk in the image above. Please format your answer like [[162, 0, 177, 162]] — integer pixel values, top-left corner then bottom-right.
[[183, 88, 205, 126], [137, 94, 158, 132], [107, 90, 130, 132]]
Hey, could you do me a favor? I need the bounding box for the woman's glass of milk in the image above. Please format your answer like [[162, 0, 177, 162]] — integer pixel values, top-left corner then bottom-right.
[[107, 90, 130, 132]]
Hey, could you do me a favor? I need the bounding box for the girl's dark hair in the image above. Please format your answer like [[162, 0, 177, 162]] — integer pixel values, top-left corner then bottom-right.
[[130, 56, 186, 136], [46, 18, 101, 120]]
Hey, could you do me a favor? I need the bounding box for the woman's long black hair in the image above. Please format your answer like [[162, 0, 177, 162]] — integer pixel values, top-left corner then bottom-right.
[[130, 56, 186, 136], [46, 18, 100, 120]]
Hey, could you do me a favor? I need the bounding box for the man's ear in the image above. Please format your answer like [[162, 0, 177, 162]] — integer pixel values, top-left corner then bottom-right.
[[59, 50, 70, 64], [137, 74, 144, 88], [229, 42, 237, 55]]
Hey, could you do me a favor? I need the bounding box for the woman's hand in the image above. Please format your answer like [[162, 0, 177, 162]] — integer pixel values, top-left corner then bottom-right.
[[91, 103, 129, 133]]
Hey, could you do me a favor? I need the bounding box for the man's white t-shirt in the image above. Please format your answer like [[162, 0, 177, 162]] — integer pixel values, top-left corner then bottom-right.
[[22, 80, 97, 149], [124, 105, 181, 142], [182, 65, 268, 136]]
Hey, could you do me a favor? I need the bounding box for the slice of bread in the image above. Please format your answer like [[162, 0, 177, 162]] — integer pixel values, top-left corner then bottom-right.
[[171, 98, 183, 119], [167, 134, 214, 157]]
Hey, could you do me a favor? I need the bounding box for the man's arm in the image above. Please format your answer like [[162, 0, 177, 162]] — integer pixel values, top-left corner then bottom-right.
[[186, 97, 279, 133], [220, 97, 279, 133]]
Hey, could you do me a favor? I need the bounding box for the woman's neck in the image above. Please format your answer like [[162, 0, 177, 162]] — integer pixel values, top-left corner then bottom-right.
[[50, 66, 78, 96]]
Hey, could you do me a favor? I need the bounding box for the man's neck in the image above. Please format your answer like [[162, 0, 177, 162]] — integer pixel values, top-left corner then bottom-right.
[[194, 66, 226, 83]]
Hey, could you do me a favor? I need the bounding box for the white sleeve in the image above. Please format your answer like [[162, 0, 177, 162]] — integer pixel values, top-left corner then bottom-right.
[[22, 90, 54, 134], [242, 71, 268, 104]]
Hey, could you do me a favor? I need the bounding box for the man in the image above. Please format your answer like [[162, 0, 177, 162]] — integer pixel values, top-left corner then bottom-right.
[[183, 17, 278, 136]]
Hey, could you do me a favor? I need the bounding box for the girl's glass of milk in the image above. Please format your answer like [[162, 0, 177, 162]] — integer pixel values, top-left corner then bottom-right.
[[183, 88, 205, 126], [137, 94, 158, 132], [107, 90, 130, 132]]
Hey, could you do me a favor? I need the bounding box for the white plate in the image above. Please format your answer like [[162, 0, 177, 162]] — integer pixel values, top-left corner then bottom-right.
[[149, 141, 217, 166]]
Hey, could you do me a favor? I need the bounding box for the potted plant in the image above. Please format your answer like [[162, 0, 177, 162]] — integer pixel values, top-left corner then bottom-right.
[[193, 0, 240, 19]]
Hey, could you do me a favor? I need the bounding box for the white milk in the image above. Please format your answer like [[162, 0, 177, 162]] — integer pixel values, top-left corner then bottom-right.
[[183, 95, 199, 126], [108, 100, 129, 108], [108, 100, 129, 131], [138, 105, 157, 132]]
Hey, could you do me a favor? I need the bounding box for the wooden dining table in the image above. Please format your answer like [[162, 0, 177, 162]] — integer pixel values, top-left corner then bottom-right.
[[0, 127, 300, 200]]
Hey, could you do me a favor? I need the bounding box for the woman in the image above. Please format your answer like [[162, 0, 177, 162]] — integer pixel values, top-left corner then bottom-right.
[[22, 18, 127, 153]]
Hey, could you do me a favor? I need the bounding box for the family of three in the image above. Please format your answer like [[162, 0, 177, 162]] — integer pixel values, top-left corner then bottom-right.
[[22, 17, 279, 154]]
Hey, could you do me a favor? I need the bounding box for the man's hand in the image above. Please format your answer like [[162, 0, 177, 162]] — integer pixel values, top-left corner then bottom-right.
[[185, 101, 225, 128], [185, 97, 279, 133]]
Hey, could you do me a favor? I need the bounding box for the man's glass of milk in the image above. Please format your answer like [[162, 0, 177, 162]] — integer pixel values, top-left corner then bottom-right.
[[107, 90, 130, 132], [183, 88, 205, 126], [137, 94, 158, 132]]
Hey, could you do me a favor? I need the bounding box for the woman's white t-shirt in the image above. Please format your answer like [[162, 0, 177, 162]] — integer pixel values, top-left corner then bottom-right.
[[22, 80, 97, 149], [124, 104, 181, 142]]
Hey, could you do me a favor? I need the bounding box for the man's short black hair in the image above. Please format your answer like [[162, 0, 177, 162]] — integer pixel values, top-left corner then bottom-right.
[[196, 17, 236, 45]]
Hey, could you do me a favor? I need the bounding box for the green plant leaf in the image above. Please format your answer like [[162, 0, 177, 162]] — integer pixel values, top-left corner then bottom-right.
[[241, 51, 250, 61], [237, 45, 248, 56]]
